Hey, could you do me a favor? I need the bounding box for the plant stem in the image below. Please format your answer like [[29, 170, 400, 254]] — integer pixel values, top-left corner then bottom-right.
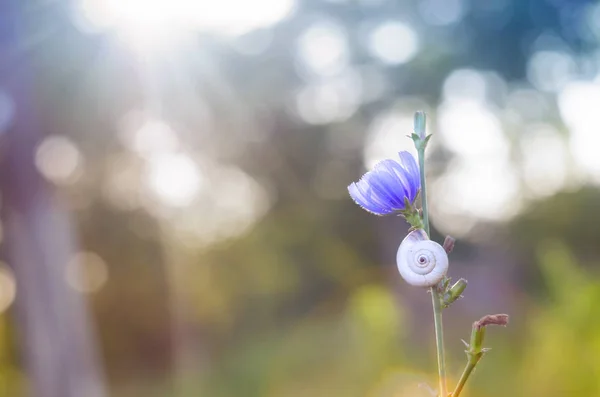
[[431, 287, 447, 397], [452, 359, 478, 397], [417, 145, 447, 397], [452, 314, 508, 397], [418, 151, 430, 237]]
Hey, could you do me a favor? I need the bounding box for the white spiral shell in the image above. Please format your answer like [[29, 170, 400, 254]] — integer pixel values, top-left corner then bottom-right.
[[396, 229, 449, 287]]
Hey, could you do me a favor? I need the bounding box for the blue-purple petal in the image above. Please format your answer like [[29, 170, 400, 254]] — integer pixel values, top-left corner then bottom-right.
[[348, 181, 392, 215], [379, 160, 413, 203], [355, 177, 390, 210], [398, 151, 419, 179], [347, 151, 421, 215], [364, 167, 405, 208], [397, 151, 421, 199]]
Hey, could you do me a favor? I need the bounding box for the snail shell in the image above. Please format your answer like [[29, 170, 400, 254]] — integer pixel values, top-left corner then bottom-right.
[[396, 229, 449, 287]]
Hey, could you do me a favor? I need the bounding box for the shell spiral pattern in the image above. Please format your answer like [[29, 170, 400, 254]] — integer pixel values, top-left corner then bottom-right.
[[396, 229, 449, 287]]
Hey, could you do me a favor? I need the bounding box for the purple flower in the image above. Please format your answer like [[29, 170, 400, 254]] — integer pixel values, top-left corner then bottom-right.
[[348, 151, 421, 215]]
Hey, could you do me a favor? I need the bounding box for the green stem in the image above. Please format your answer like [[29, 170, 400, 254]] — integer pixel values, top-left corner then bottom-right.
[[431, 287, 447, 397], [418, 151, 430, 237], [452, 314, 507, 396], [452, 360, 478, 397], [417, 146, 447, 397]]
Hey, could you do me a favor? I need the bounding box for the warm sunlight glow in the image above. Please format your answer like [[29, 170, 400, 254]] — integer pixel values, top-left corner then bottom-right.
[[169, 164, 272, 246], [66, 252, 109, 293], [147, 153, 202, 207], [120, 117, 180, 158], [35, 135, 83, 185], [77, 0, 295, 48]]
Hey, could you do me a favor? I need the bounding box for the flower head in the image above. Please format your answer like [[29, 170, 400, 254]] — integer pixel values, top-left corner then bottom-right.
[[348, 151, 421, 215]]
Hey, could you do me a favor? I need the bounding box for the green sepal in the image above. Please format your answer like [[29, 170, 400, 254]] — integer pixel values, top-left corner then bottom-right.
[[411, 133, 428, 151], [400, 196, 424, 230], [400, 207, 424, 231], [424, 133, 433, 145], [411, 111, 432, 151]]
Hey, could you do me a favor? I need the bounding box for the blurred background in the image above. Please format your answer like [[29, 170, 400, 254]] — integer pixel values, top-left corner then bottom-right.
[[1, 0, 600, 396]]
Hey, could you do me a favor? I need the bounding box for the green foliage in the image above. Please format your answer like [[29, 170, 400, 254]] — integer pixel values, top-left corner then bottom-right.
[[0, 315, 25, 397], [518, 241, 600, 396], [195, 284, 412, 397]]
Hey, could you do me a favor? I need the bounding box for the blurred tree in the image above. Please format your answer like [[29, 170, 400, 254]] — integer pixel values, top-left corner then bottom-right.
[[0, 2, 107, 397]]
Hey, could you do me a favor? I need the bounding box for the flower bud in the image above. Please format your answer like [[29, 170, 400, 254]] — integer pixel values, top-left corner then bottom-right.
[[469, 324, 486, 356], [443, 235, 455, 254], [468, 314, 510, 358], [414, 111, 427, 140], [442, 278, 467, 308]]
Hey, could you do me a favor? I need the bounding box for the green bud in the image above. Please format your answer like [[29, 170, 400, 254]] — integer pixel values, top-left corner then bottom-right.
[[414, 111, 427, 140], [469, 323, 486, 355], [442, 235, 455, 254], [411, 112, 432, 152], [442, 278, 467, 308], [466, 314, 509, 362]]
